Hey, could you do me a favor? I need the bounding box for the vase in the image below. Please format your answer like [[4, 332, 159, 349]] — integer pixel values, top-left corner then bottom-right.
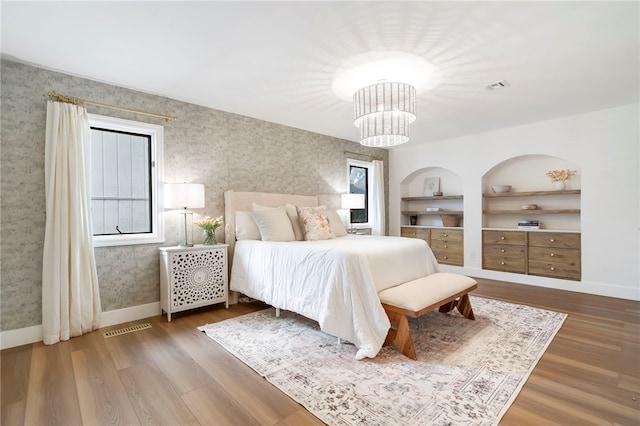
[[554, 180, 566, 191], [203, 229, 217, 245]]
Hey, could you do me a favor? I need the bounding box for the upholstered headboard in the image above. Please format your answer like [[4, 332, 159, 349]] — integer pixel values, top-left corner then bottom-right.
[[224, 190, 337, 266]]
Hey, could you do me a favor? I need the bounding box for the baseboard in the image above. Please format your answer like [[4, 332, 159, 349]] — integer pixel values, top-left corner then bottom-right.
[[445, 265, 640, 301], [0, 301, 162, 350]]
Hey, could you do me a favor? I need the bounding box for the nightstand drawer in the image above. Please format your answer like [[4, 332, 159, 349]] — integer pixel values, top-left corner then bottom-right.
[[529, 232, 580, 249]]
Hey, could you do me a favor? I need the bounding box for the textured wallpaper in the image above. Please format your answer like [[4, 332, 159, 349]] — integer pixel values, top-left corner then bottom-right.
[[0, 60, 388, 331]]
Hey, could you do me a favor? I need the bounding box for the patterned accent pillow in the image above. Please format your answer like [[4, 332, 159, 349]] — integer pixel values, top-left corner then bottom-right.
[[297, 207, 336, 241]]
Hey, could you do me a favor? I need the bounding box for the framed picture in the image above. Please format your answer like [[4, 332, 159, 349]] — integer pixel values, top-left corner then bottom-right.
[[423, 177, 440, 196]]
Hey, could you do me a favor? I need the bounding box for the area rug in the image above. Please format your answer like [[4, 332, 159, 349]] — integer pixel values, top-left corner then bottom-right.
[[198, 296, 566, 426]]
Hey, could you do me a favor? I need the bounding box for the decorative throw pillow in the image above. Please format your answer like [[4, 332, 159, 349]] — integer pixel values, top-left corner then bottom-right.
[[251, 207, 296, 242], [323, 209, 348, 237], [252, 202, 305, 241], [235, 211, 261, 240], [297, 206, 335, 241]]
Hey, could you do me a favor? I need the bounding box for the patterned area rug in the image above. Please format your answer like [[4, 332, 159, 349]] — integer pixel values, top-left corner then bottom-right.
[[198, 296, 566, 426]]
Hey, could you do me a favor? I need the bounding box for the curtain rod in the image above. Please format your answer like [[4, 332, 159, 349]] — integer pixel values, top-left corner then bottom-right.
[[47, 92, 177, 122], [344, 150, 384, 162]]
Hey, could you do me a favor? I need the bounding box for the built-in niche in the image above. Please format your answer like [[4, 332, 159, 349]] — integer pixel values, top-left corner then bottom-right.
[[482, 154, 581, 231], [400, 166, 464, 228]]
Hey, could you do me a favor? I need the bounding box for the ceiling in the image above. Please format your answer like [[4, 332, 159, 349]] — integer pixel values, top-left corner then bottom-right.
[[2, 1, 638, 148]]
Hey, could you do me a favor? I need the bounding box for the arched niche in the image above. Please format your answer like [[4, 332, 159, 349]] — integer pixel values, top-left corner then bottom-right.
[[400, 166, 464, 227], [482, 154, 581, 230]]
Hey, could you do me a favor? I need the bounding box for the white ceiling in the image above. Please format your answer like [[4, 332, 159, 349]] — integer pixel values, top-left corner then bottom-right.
[[2, 1, 638, 148]]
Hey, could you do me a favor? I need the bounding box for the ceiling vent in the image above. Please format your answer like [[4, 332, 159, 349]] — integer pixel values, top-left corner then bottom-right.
[[486, 80, 510, 90]]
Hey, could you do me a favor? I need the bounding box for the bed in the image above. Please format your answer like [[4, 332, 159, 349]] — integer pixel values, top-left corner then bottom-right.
[[224, 190, 440, 359]]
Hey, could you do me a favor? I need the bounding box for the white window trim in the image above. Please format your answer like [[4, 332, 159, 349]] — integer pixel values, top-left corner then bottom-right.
[[347, 158, 373, 230], [89, 114, 165, 247]]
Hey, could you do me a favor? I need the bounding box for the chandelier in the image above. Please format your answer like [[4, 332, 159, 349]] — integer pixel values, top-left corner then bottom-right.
[[353, 81, 416, 147]]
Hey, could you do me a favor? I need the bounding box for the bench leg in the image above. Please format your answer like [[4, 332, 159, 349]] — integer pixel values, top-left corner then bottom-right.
[[439, 293, 475, 320], [384, 310, 417, 360]]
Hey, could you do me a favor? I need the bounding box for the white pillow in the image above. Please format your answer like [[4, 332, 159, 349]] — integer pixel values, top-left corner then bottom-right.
[[235, 211, 261, 240], [297, 206, 336, 241], [324, 209, 348, 237], [252, 202, 305, 241], [251, 207, 296, 242]]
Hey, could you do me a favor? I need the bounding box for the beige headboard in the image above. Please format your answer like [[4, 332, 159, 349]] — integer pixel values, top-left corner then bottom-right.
[[223, 190, 332, 268]]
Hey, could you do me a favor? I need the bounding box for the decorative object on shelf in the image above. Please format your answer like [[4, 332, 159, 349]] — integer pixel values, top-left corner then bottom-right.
[[341, 193, 365, 233], [433, 191, 443, 197], [426, 207, 441, 212], [423, 177, 440, 196], [491, 185, 512, 193], [353, 81, 416, 147], [521, 204, 538, 210], [196, 215, 223, 245], [164, 183, 205, 247], [546, 169, 577, 191], [410, 215, 417, 225]]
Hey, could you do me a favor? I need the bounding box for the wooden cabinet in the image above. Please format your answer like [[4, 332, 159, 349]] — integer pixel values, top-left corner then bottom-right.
[[159, 244, 228, 321], [528, 232, 581, 280], [482, 230, 526, 273], [482, 230, 581, 281], [401, 226, 463, 266]]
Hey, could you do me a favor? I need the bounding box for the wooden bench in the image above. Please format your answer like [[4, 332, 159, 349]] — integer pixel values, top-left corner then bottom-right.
[[378, 272, 478, 360]]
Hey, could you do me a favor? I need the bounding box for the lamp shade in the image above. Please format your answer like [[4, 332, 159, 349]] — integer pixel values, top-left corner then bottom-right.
[[341, 193, 365, 209], [164, 183, 205, 209]]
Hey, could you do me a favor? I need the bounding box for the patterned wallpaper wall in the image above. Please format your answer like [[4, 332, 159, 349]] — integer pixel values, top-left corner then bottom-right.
[[0, 60, 388, 332]]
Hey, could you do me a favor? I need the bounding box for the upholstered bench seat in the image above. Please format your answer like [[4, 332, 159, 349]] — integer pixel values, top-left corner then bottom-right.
[[378, 272, 478, 359]]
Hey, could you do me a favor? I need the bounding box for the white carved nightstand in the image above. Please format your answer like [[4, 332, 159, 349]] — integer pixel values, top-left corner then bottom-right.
[[159, 244, 228, 322]]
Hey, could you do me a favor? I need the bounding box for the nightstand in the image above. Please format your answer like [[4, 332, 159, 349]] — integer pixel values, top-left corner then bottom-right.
[[159, 244, 228, 322]]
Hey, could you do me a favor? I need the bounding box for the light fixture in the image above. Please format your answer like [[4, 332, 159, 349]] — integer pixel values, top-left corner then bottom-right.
[[341, 193, 365, 233], [353, 81, 416, 147], [164, 183, 205, 247]]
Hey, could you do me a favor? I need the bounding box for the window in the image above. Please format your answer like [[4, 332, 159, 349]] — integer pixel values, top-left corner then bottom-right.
[[348, 159, 372, 227], [89, 114, 164, 247]]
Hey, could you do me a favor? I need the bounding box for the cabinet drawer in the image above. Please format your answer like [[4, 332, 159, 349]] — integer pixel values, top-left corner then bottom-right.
[[431, 229, 463, 243], [401, 227, 430, 242], [433, 251, 463, 266], [483, 244, 525, 258], [528, 247, 581, 264], [528, 259, 581, 281], [483, 256, 526, 273], [483, 230, 525, 246], [529, 232, 580, 249], [430, 240, 462, 253]]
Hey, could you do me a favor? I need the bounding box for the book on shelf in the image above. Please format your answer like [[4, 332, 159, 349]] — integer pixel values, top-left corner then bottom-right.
[[518, 225, 540, 230], [517, 220, 540, 230]]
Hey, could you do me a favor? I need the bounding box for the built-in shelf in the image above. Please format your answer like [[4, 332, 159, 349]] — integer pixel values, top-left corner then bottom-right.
[[483, 189, 581, 198], [483, 209, 580, 215], [402, 195, 463, 201], [402, 210, 464, 216]]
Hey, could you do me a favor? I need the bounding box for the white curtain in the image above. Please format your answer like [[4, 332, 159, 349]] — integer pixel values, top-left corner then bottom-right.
[[42, 101, 101, 345], [371, 159, 386, 236]]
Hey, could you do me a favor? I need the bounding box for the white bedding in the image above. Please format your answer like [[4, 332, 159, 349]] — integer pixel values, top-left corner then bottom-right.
[[230, 234, 439, 359]]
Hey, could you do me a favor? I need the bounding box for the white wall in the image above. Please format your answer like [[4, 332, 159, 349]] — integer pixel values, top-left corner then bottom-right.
[[390, 104, 639, 300]]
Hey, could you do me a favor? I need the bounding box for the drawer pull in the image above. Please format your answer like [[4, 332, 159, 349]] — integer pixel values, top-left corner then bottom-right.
[[444, 244, 448, 248], [501, 261, 505, 265], [501, 236, 505, 240], [444, 256, 448, 259], [550, 267, 556, 271], [500, 249, 505, 253], [442, 233, 448, 238], [550, 253, 555, 257], [550, 238, 555, 243]]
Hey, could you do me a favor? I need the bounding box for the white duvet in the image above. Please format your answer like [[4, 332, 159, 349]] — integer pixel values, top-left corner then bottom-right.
[[230, 235, 439, 359]]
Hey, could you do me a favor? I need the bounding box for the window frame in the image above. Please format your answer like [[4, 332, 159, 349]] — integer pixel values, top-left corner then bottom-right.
[[347, 159, 373, 229], [88, 114, 164, 247]]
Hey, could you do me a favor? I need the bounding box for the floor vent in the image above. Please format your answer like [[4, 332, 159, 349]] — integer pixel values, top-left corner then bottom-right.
[[104, 323, 152, 338]]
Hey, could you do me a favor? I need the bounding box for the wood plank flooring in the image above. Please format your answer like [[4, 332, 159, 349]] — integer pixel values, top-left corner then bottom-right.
[[1, 278, 639, 425]]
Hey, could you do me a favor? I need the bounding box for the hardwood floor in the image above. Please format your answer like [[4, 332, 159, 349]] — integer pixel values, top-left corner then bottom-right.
[[2, 278, 639, 425]]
